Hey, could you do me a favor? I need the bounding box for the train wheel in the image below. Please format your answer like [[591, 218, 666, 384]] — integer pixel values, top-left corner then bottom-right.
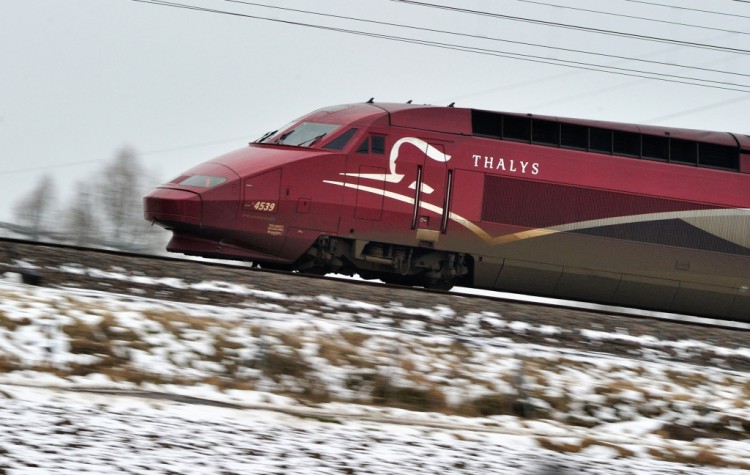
[[424, 279, 455, 291]]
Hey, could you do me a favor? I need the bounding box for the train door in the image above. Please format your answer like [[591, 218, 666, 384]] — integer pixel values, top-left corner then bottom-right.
[[409, 139, 451, 244], [346, 133, 389, 223]]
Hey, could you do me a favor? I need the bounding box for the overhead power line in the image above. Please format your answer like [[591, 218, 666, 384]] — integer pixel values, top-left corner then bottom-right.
[[622, 0, 750, 20], [389, 0, 750, 55], [220, 0, 749, 80], [512, 0, 750, 36], [127, 0, 750, 93]]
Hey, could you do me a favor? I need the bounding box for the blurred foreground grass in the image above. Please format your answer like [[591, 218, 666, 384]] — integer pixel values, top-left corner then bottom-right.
[[2, 285, 750, 469]]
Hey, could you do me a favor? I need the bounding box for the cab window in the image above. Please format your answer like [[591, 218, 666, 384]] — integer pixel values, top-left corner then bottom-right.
[[323, 128, 358, 150], [372, 135, 385, 154], [356, 135, 386, 155], [273, 122, 339, 147]]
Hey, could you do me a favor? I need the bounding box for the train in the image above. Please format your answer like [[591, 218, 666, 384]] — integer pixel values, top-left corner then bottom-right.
[[144, 101, 750, 320]]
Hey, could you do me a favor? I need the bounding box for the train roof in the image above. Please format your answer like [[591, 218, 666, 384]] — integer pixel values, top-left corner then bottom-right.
[[317, 102, 749, 151]]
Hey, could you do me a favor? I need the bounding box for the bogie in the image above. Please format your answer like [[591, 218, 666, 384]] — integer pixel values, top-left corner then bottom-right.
[[298, 236, 470, 289]]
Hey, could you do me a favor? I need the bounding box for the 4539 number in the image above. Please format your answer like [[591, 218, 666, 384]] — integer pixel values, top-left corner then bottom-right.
[[252, 201, 277, 212]]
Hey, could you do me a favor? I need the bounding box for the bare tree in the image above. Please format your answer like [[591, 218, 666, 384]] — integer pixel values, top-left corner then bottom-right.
[[65, 180, 101, 246], [15, 147, 166, 250], [99, 147, 142, 243], [95, 146, 166, 251], [13, 174, 58, 240]]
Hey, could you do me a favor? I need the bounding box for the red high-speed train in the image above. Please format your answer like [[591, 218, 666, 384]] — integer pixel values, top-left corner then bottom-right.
[[144, 102, 750, 320]]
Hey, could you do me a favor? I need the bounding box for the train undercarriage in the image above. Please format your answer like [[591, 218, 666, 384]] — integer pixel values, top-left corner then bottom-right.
[[294, 236, 471, 290]]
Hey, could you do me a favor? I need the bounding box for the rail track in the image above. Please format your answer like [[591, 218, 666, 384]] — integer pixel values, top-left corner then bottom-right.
[[2, 236, 750, 372]]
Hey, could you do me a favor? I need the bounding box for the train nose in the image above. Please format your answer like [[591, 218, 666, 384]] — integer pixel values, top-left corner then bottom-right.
[[144, 188, 202, 226]]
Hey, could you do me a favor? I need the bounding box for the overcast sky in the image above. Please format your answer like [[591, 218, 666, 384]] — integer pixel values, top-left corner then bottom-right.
[[2, 0, 749, 223]]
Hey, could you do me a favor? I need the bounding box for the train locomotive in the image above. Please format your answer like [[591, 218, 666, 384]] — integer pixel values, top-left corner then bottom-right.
[[144, 101, 750, 320]]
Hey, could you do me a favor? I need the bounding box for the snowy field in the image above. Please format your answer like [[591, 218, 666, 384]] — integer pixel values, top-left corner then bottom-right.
[[1, 270, 750, 474], [2, 384, 746, 475]]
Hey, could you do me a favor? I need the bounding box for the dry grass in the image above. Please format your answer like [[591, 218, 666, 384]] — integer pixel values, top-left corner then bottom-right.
[[260, 349, 311, 381], [649, 446, 750, 469], [344, 370, 377, 392], [371, 376, 447, 412], [317, 340, 352, 366], [742, 381, 750, 398], [537, 437, 583, 453], [5, 289, 750, 470], [38, 312, 743, 441], [0, 311, 31, 331], [459, 393, 523, 417], [36, 311, 742, 436], [665, 369, 708, 387], [338, 330, 369, 347], [277, 332, 304, 350], [211, 335, 249, 377], [537, 437, 634, 458], [0, 356, 20, 373], [140, 310, 196, 333]]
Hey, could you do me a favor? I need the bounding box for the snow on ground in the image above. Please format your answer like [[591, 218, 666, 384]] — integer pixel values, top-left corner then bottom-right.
[[2, 384, 747, 475], [1, 272, 750, 473]]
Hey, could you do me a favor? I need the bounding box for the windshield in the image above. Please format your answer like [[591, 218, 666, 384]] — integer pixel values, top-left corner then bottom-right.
[[260, 122, 340, 147]]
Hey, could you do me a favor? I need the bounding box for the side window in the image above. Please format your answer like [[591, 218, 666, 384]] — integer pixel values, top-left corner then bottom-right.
[[356, 135, 386, 155], [323, 128, 358, 151], [371, 135, 385, 154], [356, 137, 370, 154]]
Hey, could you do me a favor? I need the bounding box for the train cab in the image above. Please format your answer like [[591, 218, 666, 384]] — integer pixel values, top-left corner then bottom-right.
[[144, 103, 391, 262]]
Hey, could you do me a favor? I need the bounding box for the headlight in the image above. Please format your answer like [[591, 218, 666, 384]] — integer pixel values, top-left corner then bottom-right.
[[178, 175, 227, 188]]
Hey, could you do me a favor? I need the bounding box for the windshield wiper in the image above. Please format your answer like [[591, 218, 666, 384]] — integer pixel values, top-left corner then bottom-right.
[[254, 129, 277, 143], [296, 133, 327, 147], [274, 130, 294, 144]]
